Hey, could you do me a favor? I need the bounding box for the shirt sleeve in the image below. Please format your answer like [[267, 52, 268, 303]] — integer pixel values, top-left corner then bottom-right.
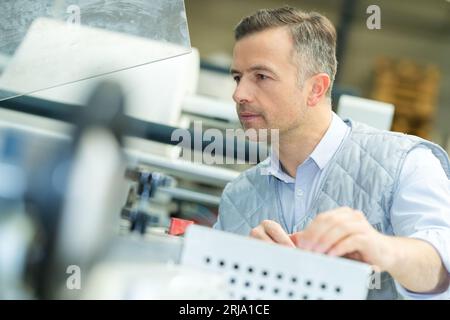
[[390, 146, 450, 299]]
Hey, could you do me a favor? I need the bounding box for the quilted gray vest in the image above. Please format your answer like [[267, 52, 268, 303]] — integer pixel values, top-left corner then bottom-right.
[[215, 119, 450, 300]]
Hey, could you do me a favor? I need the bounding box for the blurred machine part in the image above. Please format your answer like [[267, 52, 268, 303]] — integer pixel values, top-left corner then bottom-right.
[[23, 81, 128, 299], [0, 0, 230, 300], [82, 262, 227, 299], [121, 168, 177, 234], [197, 56, 235, 103], [337, 95, 395, 131], [0, 5, 239, 234], [0, 0, 191, 101], [0, 79, 229, 300], [168, 218, 194, 236], [182, 94, 238, 125], [0, 29, 199, 161], [0, 131, 34, 299], [0, 70, 261, 298], [0, 18, 188, 99], [371, 57, 441, 139]]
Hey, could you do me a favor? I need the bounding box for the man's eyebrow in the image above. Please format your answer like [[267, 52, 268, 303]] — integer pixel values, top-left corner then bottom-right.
[[248, 64, 277, 74], [230, 65, 277, 75]]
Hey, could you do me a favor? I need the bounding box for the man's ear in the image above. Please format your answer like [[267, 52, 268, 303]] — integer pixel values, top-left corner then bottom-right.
[[306, 73, 331, 107]]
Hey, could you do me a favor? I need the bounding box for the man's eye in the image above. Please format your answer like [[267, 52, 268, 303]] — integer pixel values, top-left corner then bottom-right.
[[233, 75, 241, 83], [257, 74, 268, 80]]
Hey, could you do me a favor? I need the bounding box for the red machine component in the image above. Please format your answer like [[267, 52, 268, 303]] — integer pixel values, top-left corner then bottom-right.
[[168, 218, 194, 236]]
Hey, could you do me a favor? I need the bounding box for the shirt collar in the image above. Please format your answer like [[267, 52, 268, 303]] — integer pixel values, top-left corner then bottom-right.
[[309, 112, 350, 170], [268, 112, 349, 180]]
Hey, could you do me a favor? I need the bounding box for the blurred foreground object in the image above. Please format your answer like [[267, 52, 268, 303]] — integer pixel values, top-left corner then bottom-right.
[[0, 0, 190, 101]]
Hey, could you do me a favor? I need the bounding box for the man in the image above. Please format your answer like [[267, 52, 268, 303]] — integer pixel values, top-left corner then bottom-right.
[[213, 6, 450, 299]]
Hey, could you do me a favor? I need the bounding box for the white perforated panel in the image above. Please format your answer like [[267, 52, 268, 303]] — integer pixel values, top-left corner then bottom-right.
[[181, 225, 372, 300]]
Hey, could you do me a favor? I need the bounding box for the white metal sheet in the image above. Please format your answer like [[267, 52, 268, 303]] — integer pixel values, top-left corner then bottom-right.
[[181, 225, 372, 300]]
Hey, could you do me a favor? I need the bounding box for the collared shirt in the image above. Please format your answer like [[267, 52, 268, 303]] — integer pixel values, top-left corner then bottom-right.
[[267, 112, 350, 232], [266, 112, 450, 299]]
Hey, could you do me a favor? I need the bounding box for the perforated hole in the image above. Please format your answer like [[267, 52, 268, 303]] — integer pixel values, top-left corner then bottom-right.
[[305, 280, 312, 287], [287, 291, 295, 298], [320, 283, 327, 290], [273, 288, 280, 295], [229, 277, 236, 285], [218, 260, 226, 268], [291, 276, 298, 284], [335, 286, 342, 294], [276, 273, 283, 280], [233, 263, 240, 270], [259, 284, 265, 291], [262, 270, 269, 277], [204, 256, 211, 264], [247, 266, 254, 274], [244, 281, 251, 288], [302, 294, 309, 300]]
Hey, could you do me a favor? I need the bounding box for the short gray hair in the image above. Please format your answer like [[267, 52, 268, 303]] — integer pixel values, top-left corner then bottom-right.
[[234, 6, 337, 96]]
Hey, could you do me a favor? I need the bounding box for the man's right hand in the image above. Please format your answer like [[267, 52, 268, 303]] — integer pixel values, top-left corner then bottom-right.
[[249, 220, 296, 248]]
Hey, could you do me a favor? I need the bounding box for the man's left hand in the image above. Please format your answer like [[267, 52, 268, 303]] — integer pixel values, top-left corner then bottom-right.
[[290, 207, 392, 271]]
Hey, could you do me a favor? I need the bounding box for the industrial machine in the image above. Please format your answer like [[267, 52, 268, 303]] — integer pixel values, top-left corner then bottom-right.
[[0, 0, 373, 300]]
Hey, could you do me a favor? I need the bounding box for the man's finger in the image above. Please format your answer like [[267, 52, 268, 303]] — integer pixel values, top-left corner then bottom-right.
[[249, 226, 275, 243], [299, 209, 361, 250], [314, 221, 365, 253], [289, 231, 304, 247], [262, 220, 295, 247], [327, 234, 364, 258]]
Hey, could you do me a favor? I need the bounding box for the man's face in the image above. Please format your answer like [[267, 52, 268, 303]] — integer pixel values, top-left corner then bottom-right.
[[231, 27, 308, 135]]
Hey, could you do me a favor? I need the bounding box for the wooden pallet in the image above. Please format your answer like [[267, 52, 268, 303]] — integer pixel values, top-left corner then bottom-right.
[[371, 57, 440, 139]]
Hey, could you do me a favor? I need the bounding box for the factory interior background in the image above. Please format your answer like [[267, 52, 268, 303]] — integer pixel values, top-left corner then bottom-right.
[[186, 0, 450, 147]]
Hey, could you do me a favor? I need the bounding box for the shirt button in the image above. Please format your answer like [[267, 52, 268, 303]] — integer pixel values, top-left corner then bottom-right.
[[296, 189, 304, 197]]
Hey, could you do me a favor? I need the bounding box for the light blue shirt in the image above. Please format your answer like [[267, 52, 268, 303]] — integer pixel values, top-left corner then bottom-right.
[[267, 112, 450, 299]]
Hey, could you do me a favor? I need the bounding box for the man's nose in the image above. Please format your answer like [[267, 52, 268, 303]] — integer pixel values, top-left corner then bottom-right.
[[232, 81, 253, 105]]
